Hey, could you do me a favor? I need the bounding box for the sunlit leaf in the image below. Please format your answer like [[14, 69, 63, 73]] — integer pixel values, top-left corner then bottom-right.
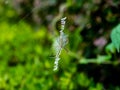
[[111, 24, 120, 52]]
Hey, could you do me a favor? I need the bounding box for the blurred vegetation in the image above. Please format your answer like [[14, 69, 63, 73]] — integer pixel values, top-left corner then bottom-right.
[[0, 0, 120, 90]]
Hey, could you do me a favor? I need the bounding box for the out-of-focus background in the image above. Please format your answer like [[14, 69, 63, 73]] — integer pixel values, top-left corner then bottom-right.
[[0, 0, 120, 90]]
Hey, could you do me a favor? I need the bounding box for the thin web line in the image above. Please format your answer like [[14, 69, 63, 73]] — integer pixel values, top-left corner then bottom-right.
[[18, 6, 40, 23], [0, 1, 38, 22]]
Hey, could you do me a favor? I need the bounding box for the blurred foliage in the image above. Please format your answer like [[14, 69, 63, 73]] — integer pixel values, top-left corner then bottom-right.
[[0, 0, 120, 90]]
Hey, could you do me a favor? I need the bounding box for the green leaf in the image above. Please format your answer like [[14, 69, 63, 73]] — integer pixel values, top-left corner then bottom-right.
[[77, 73, 91, 87], [106, 43, 116, 53], [111, 24, 120, 52]]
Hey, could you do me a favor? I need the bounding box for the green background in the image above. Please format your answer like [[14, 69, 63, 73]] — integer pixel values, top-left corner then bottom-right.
[[0, 0, 120, 90]]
